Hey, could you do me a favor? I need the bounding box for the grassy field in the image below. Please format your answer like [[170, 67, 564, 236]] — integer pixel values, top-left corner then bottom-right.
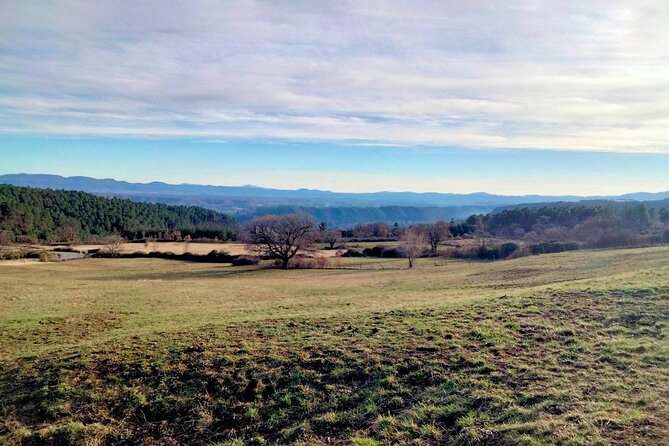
[[62, 241, 345, 257], [68, 241, 252, 256], [0, 247, 667, 445]]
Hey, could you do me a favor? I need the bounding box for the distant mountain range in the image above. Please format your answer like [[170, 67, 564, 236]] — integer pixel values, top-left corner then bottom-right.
[[2, 174, 668, 226]]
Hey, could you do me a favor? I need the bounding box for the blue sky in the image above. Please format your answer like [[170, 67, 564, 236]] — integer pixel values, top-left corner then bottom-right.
[[1, 138, 667, 195], [1, 1, 668, 194]]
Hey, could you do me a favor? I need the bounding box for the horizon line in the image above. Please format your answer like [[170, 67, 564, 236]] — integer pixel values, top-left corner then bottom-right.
[[2, 172, 668, 199]]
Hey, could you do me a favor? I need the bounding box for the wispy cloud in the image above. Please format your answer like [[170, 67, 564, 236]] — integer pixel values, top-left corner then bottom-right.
[[2, 1, 669, 152]]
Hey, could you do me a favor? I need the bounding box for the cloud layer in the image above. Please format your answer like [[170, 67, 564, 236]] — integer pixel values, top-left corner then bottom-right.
[[2, 1, 669, 152]]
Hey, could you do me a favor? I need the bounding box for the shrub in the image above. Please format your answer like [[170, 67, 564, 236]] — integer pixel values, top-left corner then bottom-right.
[[498, 242, 520, 258], [471, 243, 521, 260], [0, 230, 13, 246], [314, 256, 330, 268], [341, 249, 365, 257], [287, 257, 314, 269], [231, 256, 259, 266], [362, 246, 402, 258], [15, 235, 38, 244], [37, 251, 59, 262], [588, 230, 639, 249], [283, 255, 331, 269], [362, 246, 384, 257], [0, 250, 25, 260], [52, 247, 79, 253], [92, 249, 237, 263], [203, 250, 235, 262], [528, 242, 579, 255], [663, 229, 669, 244], [477, 246, 500, 260]]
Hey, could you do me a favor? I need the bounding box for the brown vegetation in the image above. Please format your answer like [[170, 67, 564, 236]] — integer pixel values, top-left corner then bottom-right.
[[398, 227, 427, 268], [245, 214, 316, 269]]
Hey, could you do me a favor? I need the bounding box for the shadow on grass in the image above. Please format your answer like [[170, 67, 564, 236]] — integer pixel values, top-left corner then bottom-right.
[[87, 264, 270, 281], [87, 259, 408, 281]]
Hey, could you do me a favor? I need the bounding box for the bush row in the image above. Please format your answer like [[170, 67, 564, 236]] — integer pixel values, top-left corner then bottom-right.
[[528, 242, 580, 255], [91, 250, 259, 266], [0, 249, 60, 262]]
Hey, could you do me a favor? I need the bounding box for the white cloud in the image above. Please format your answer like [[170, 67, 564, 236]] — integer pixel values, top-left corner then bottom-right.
[[2, 0, 669, 152]]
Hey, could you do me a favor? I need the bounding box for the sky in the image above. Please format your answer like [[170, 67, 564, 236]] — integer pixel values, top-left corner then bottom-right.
[[1, 1, 668, 194]]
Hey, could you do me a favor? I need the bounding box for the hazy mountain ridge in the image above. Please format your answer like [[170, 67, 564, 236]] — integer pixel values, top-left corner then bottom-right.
[[3, 174, 666, 211]]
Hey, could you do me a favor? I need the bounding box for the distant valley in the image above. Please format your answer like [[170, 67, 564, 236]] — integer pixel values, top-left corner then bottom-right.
[[2, 173, 668, 226]]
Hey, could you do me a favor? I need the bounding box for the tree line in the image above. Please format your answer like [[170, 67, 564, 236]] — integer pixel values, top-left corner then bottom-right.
[[468, 203, 669, 247], [0, 185, 239, 243], [246, 202, 669, 268], [2, 185, 668, 266]]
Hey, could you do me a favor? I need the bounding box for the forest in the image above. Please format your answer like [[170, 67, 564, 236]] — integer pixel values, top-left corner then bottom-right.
[[0, 185, 239, 242], [471, 202, 669, 247]]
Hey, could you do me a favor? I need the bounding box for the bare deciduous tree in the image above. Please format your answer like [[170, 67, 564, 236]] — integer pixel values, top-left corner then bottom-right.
[[0, 230, 12, 246], [322, 229, 341, 249], [245, 214, 316, 269], [398, 227, 427, 268], [474, 216, 488, 251], [352, 222, 390, 239], [103, 234, 125, 257], [59, 218, 81, 244], [423, 220, 450, 255]]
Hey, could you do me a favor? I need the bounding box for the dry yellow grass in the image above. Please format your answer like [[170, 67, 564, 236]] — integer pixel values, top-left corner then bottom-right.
[[66, 241, 251, 255], [56, 241, 344, 257]]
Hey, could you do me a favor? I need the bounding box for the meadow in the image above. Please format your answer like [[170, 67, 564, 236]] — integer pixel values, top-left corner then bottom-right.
[[64, 241, 348, 258], [0, 247, 667, 445], [69, 241, 252, 256]]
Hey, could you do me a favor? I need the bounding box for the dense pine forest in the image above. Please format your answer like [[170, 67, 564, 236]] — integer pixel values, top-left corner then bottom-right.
[[0, 185, 239, 242], [455, 202, 669, 248]]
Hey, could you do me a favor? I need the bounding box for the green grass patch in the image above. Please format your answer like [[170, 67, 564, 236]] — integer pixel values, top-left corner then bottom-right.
[[1, 247, 668, 444]]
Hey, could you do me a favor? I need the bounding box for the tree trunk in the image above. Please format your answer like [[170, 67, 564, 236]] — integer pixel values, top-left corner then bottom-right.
[[281, 258, 289, 269]]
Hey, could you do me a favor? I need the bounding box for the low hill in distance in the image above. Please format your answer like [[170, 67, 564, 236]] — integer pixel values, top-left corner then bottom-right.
[[4, 174, 667, 213], [495, 198, 669, 213], [235, 205, 491, 226]]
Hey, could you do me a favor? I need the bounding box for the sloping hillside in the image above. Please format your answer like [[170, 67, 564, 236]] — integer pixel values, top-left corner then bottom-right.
[[0, 185, 238, 241]]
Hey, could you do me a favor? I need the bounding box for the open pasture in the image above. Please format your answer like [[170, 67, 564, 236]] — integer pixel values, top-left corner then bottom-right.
[[63, 241, 349, 258], [68, 241, 252, 256], [0, 247, 668, 445]]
